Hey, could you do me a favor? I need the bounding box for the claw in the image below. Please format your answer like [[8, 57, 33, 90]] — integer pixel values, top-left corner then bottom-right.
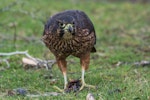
[[79, 83, 96, 91], [53, 86, 65, 93], [79, 68, 96, 91]]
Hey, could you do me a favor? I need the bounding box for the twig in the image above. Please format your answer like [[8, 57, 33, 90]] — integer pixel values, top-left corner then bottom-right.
[[133, 60, 150, 67], [6, 88, 61, 97], [0, 50, 28, 56], [13, 22, 17, 49], [0, 50, 37, 62], [0, 51, 56, 70], [114, 61, 150, 67], [26, 92, 61, 97]]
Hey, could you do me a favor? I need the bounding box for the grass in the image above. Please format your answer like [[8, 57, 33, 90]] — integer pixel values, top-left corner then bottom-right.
[[0, 0, 150, 100]]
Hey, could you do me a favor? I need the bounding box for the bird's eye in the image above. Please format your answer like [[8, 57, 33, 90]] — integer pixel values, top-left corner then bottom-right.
[[60, 23, 63, 26], [59, 23, 65, 27]]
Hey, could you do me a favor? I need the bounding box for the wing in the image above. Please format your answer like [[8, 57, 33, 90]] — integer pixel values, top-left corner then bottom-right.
[[74, 10, 96, 45]]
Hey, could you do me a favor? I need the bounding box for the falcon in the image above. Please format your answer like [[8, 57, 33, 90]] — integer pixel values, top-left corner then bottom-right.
[[43, 10, 96, 92]]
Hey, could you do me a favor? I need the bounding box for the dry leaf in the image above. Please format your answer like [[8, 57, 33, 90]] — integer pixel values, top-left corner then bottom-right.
[[22, 57, 37, 66]]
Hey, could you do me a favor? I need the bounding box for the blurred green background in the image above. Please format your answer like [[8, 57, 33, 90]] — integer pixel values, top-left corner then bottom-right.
[[0, 0, 150, 100]]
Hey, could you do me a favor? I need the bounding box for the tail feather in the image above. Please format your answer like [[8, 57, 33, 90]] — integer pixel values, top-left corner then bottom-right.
[[91, 47, 96, 53]]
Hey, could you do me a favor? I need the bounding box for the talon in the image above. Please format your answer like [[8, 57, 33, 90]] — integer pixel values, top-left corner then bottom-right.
[[79, 83, 96, 91], [53, 86, 66, 93], [79, 68, 96, 91]]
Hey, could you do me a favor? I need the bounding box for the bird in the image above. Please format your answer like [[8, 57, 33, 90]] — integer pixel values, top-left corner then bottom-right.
[[42, 10, 96, 92]]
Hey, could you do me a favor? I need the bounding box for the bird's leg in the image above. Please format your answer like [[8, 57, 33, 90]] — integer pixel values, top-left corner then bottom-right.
[[63, 72, 68, 89], [53, 58, 68, 93], [79, 53, 96, 91], [79, 68, 96, 91]]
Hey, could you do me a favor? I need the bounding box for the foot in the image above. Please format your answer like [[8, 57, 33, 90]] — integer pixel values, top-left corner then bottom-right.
[[53, 86, 66, 93], [79, 83, 96, 91]]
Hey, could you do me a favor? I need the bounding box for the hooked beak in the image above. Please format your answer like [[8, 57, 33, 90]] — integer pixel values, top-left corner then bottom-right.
[[68, 25, 73, 33], [64, 24, 73, 33]]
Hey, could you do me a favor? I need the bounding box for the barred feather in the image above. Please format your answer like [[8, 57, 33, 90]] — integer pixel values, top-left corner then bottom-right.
[[43, 10, 96, 58]]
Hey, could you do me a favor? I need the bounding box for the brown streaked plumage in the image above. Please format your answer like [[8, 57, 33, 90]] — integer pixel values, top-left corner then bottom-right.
[[43, 10, 96, 92]]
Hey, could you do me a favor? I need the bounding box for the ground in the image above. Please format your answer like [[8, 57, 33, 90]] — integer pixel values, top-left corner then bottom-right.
[[0, 0, 150, 100]]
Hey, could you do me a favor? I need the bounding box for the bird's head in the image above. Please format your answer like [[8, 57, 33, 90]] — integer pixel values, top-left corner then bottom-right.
[[56, 18, 75, 39]]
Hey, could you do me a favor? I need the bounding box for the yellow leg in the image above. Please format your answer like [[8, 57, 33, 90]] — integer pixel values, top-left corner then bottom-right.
[[54, 58, 68, 93], [53, 72, 68, 93], [79, 68, 95, 91], [63, 72, 68, 90]]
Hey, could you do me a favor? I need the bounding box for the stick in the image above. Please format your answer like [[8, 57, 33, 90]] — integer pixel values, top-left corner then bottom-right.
[[0, 51, 56, 70], [133, 60, 150, 67], [0, 50, 41, 62], [26, 92, 61, 97], [0, 50, 29, 56]]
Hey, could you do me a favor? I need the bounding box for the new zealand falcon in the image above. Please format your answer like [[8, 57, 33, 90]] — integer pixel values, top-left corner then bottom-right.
[[43, 10, 96, 92]]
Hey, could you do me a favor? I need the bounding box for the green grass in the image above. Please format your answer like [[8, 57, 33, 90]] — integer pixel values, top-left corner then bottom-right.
[[0, 0, 150, 100]]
